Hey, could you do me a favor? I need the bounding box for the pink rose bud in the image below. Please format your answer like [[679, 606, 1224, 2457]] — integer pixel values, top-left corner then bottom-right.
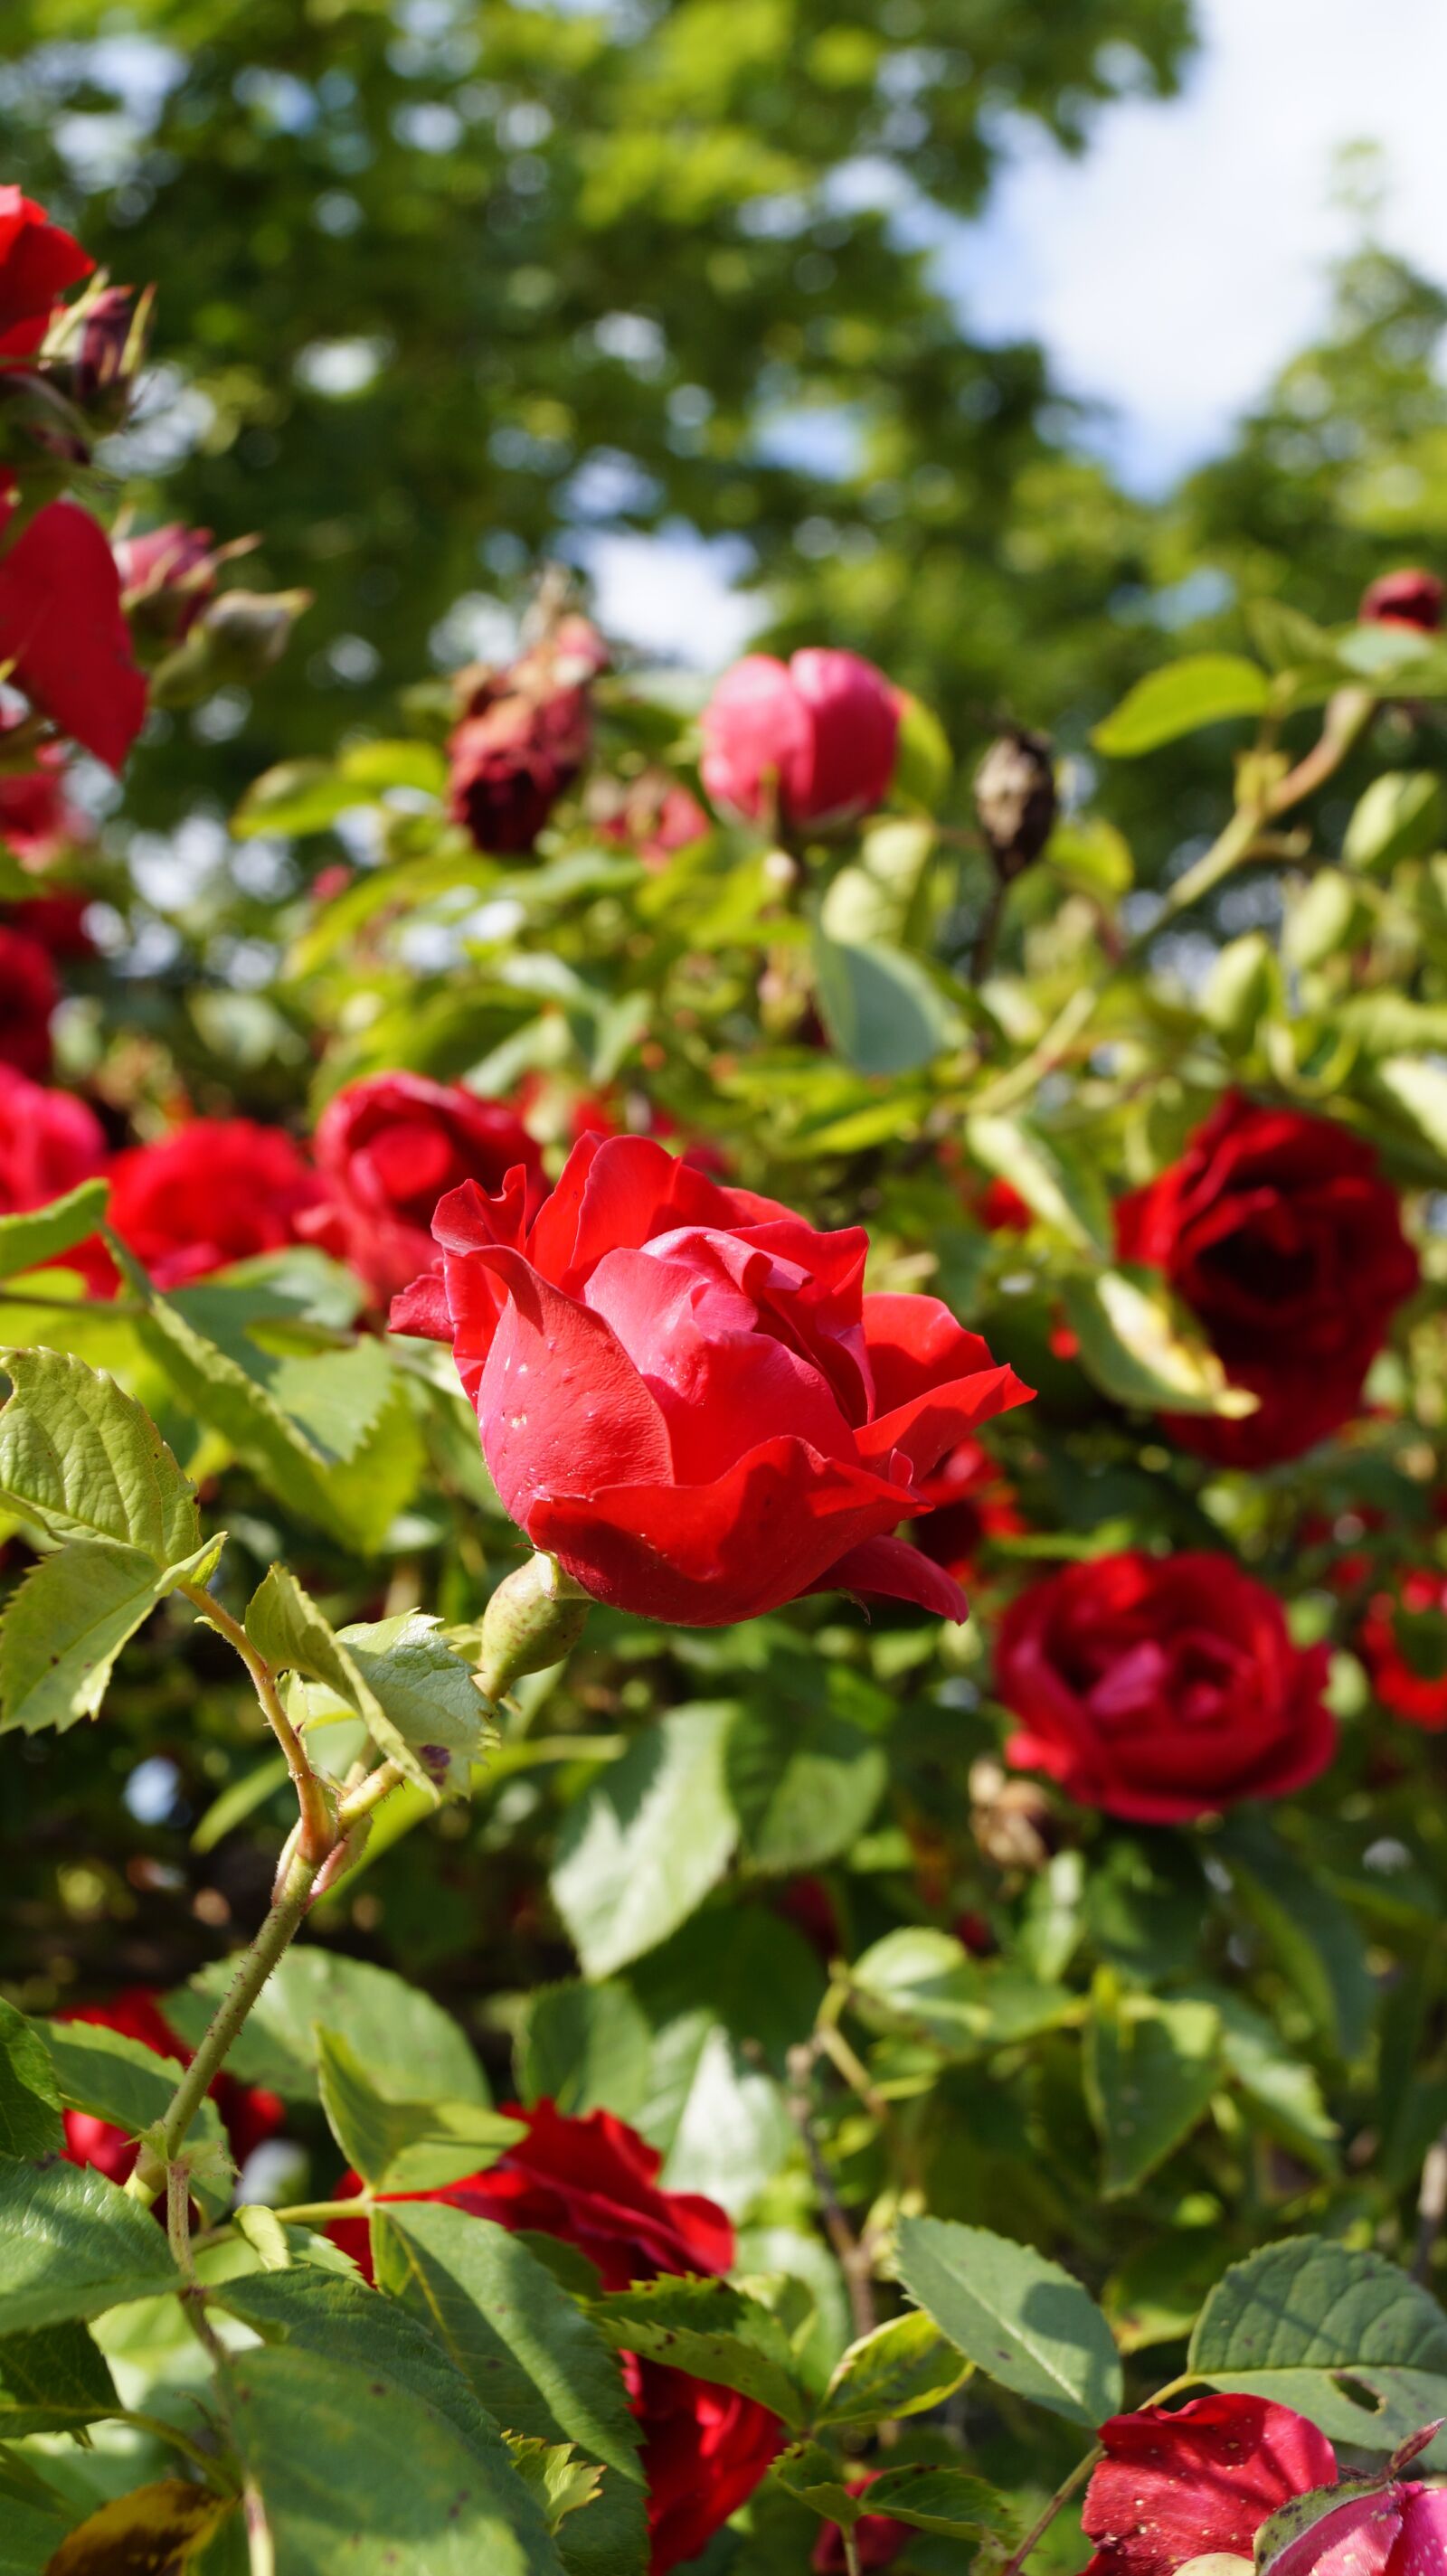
[[700, 647, 900, 831], [1360, 569, 1444, 632], [115, 524, 223, 644], [64, 281, 151, 421]]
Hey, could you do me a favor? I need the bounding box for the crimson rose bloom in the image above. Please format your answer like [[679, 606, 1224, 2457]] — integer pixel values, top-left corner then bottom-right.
[[61, 1988, 283, 2184], [1360, 569, 1444, 632], [996, 1551, 1336, 1823], [0, 494, 147, 772], [1081, 2396, 1338, 2576], [392, 1131, 1029, 1626], [0, 924, 58, 1078], [0, 184, 92, 354], [330, 2099, 780, 2573], [300, 1071, 546, 1305], [1116, 1094, 1418, 1467], [700, 648, 900, 831], [109, 1117, 325, 1288], [0, 1064, 108, 1289], [1359, 1567, 1447, 1731]]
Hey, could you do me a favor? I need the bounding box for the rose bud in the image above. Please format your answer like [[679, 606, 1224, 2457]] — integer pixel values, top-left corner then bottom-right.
[[1116, 1092, 1418, 1467], [328, 2099, 780, 2574], [53, 279, 152, 425], [0, 923, 59, 1080], [390, 1130, 1030, 1628], [974, 725, 1057, 878], [0, 493, 147, 771], [115, 523, 232, 645], [299, 1070, 547, 1306], [700, 647, 901, 832], [447, 684, 591, 855], [1360, 570, 1444, 633], [109, 1116, 326, 1288], [0, 184, 93, 357], [1081, 2396, 1338, 2576], [995, 1550, 1337, 1823], [149, 585, 313, 705]]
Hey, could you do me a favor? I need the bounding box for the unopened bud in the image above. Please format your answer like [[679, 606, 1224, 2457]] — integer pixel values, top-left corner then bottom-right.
[[477, 1552, 591, 1702], [149, 586, 313, 706], [1359, 568, 1444, 634], [67, 283, 152, 421], [974, 727, 1057, 880]]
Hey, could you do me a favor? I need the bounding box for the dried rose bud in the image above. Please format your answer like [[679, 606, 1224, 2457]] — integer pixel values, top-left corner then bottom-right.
[[974, 726, 1057, 879]]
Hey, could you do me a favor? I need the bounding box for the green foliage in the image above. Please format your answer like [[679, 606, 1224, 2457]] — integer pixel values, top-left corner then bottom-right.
[[1190, 2239, 1447, 2458], [0, 2156, 179, 2334], [895, 2218, 1123, 2427]]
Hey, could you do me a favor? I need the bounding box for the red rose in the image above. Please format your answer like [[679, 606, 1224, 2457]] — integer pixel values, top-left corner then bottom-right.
[[1116, 1094, 1418, 1467], [109, 1117, 326, 1288], [0, 726, 87, 865], [1360, 1567, 1447, 1731], [594, 769, 711, 871], [1267, 2476, 1447, 2576], [910, 1436, 1024, 1586], [329, 2100, 780, 2573], [979, 1175, 1034, 1232], [700, 648, 900, 831], [300, 1071, 546, 1305], [391, 1131, 1030, 1627], [60, 1987, 284, 2184], [1081, 2396, 1338, 2576], [0, 184, 92, 355], [996, 1550, 1336, 1823], [0, 494, 147, 772], [114, 522, 222, 643], [0, 924, 58, 1079], [1359, 570, 1444, 633], [448, 686, 591, 854], [0, 1063, 109, 1290], [5, 893, 94, 959], [813, 2473, 914, 2571]]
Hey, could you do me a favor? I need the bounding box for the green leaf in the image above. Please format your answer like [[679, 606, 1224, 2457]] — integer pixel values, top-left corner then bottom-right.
[[0, 1346, 202, 1562], [724, 1697, 885, 1873], [234, 741, 445, 836], [0, 2319, 118, 2436], [0, 1532, 222, 1736], [375, 2202, 646, 2508], [811, 924, 964, 1075], [892, 691, 953, 812], [1045, 816, 1133, 899], [506, 2439, 606, 2535], [1179, 1985, 1339, 2173], [1061, 1267, 1261, 1418], [848, 1928, 1076, 2057], [894, 2215, 1122, 2427], [0, 2001, 62, 2158], [0, 1183, 109, 1286], [1092, 655, 1271, 757], [0, 2153, 179, 2333], [166, 1948, 487, 2106], [315, 2025, 523, 2191], [1365, 1056, 1447, 1172], [1246, 599, 1342, 675], [551, 1703, 739, 1977], [587, 2277, 811, 2427], [1084, 1983, 1221, 2198], [816, 2311, 971, 2429], [966, 1113, 1111, 1254], [1222, 1822, 1375, 2062], [39, 2019, 232, 2217], [247, 1565, 474, 1801], [773, 2447, 1017, 2543], [1344, 770, 1445, 873], [820, 819, 936, 945], [517, 1982, 656, 2125], [0, 2448, 82, 2573], [1189, 2236, 1447, 2456], [227, 2344, 569, 2574]]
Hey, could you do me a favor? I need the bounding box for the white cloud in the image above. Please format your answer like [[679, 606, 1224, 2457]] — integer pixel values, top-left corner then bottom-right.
[[944, 0, 1447, 488], [574, 531, 764, 664]]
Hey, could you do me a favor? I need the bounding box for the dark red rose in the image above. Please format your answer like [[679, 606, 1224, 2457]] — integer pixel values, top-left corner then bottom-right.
[[1267, 2476, 1447, 2576], [391, 1131, 1030, 1628], [0, 924, 58, 1078], [448, 685, 591, 854], [114, 523, 223, 645], [813, 2474, 914, 2571], [1081, 2396, 1338, 2576], [1360, 1566, 1447, 1731], [0, 494, 147, 771], [700, 648, 900, 831], [0, 1062, 109, 1288], [329, 2100, 780, 2573], [5, 892, 93, 959], [109, 1117, 326, 1288], [1360, 570, 1444, 633], [979, 1175, 1034, 1231], [0, 184, 92, 356], [996, 1550, 1336, 1823], [299, 1071, 546, 1305], [63, 281, 149, 420], [60, 1988, 284, 2184], [1116, 1094, 1418, 1467], [911, 1435, 1024, 1585]]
